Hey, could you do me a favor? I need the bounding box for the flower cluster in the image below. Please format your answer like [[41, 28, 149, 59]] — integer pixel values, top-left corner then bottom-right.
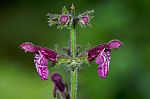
[[47, 6, 94, 29], [20, 40, 123, 80]]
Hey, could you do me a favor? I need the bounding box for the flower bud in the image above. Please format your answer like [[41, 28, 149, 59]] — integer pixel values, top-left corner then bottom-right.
[[81, 16, 90, 25], [51, 73, 65, 94], [51, 73, 62, 83], [59, 15, 70, 25]]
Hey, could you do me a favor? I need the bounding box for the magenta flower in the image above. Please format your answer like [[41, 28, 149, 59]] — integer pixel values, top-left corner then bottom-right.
[[20, 42, 59, 80], [87, 39, 123, 78], [51, 73, 69, 98]]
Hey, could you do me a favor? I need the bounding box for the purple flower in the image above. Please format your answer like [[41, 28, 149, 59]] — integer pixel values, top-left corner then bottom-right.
[[20, 42, 59, 80], [87, 39, 123, 78], [51, 73, 66, 98], [59, 15, 70, 25], [81, 16, 90, 25]]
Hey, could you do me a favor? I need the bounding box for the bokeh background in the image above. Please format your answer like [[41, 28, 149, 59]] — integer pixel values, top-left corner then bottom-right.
[[0, 0, 150, 99]]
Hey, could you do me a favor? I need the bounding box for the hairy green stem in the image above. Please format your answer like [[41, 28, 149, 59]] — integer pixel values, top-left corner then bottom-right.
[[70, 21, 78, 99], [70, 23, 76, 59], [71, 69, 78, 99]]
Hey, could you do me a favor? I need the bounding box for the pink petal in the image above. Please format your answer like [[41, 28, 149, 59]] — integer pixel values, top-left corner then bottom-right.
[[34, 51, 49, 80], [107, 39, 123, 49], [97, 60, 109, 79], [96, 48, 105, 65], [20, 42, 38, 52]]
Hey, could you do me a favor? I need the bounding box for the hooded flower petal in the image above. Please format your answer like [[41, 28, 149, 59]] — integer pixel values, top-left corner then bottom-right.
[[34, 51, 49, 80], [20, 42, 38, 52], [87, 39, 123, 63], [51, 73, 65, 97], [87, 44, 106, 62], [107, 39, 123, 49], [40, 47, 59, 63], [20, 42, 59, 63]]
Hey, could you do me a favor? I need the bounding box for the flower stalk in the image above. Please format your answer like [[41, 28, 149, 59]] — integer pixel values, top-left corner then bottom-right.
[[70, 68, 78, 99], [70, 23, 76, 60], [69, 16, 78, 99], [68, 4, 78, 99]]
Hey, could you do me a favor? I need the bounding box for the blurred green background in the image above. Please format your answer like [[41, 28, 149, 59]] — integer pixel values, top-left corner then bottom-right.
[[0, 0, 150, 99]]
